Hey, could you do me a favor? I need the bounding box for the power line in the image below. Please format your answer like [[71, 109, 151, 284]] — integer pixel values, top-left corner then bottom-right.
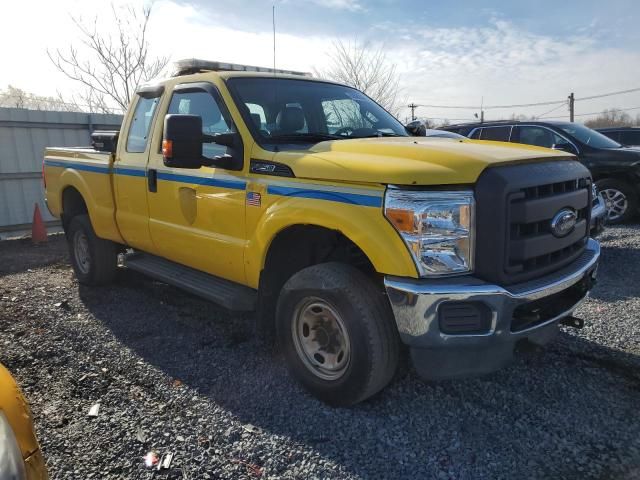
[[539, 105, 640, 120], [412, 85, 640, 111], [536, 101, 568, 119], [576, 87, 640, 102], [413, 99, 566, 110]]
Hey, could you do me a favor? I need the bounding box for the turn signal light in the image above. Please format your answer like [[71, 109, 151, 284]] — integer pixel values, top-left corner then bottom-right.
[[162, 139, 173, 158], [385, 208, 414, 233]]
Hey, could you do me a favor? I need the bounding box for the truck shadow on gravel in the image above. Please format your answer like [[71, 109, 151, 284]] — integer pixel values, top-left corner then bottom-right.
[[77, 268, 640, 479]]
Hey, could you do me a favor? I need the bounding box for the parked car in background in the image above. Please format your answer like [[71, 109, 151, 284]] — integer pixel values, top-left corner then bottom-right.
[[597, 127, 640, 147], [441, 120, 640, 223], [0, 363, 48, 479]]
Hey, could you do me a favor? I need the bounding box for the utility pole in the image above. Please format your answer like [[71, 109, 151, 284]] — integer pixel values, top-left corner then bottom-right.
[[408, 103, 418, 121], [568, 92, 575, 122]]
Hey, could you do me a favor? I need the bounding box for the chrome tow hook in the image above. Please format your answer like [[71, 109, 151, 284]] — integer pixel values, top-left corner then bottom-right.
[[560, 316, 584, 329]]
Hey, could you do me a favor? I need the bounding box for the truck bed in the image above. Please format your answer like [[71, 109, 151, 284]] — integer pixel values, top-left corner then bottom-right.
[[43, 146, 122, 243]]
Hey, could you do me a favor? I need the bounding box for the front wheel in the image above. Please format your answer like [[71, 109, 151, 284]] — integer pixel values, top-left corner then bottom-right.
[[276, 263, 399, 406], [67, 214, 118, 285], [596, 178, 638, 224]]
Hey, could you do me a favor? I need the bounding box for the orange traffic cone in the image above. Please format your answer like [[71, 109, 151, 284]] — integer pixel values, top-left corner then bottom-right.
[[32, 203, 48, 244]]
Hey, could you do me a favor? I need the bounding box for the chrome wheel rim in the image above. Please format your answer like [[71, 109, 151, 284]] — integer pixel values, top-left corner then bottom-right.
[[73, 230, 91, 274], [601, 188, 628, 222], [291, 298, 351, 381]]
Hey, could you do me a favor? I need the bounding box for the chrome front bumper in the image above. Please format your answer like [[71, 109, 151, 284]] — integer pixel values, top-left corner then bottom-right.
[[384, 238, 600, 379]]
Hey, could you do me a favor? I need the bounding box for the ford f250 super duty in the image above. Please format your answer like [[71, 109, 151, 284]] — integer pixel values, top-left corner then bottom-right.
[[44, 59, 600, 406]]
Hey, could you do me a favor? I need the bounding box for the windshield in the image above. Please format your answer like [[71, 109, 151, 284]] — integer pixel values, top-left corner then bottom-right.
[[557, 123, 622, 149], [226, 77, 407, 147]]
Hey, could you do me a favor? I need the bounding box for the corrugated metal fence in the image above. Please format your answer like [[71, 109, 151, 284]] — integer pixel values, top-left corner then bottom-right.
[[0, 107, 122, 236]]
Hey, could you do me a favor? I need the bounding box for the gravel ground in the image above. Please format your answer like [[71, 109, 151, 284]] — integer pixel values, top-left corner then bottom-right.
[[1, 227, 639, 479]]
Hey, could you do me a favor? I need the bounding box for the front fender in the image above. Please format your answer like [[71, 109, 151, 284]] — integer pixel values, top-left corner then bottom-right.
[[244, 195, 418, 289]]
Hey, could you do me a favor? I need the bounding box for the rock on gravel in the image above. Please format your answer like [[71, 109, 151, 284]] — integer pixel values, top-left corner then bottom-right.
[[1, 228, 639, 479]]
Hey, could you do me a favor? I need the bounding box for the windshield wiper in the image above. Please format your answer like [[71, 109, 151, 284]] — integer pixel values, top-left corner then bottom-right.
[[267, 133, 344, 143], [355, 131, 406, 138]]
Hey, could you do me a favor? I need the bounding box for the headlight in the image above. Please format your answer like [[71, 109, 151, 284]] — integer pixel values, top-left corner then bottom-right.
[[0, 412, 27, 480], [385, 188, 474, 277]]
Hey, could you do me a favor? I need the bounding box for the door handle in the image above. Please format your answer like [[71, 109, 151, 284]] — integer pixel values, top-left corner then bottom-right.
[[148, 169, 157, 193]]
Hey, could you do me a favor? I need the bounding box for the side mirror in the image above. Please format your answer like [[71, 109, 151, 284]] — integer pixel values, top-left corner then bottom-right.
[[552, 142, 578, 155], [163, 114, 242, 170], [163, 114, 204, 169], [405, 120, 426, 137]]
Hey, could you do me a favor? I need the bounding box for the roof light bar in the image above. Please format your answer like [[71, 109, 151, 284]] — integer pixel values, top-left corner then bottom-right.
[[172, 58, 311, 77]]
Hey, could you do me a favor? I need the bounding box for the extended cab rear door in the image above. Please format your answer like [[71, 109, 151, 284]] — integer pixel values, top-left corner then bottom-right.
[[114, 87, 163, 252], [144, 81, 248, 285]]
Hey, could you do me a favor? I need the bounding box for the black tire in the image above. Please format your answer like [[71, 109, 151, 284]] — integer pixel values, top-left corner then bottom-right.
[[596, 178, 638, 224], [276, 263, 399, 406], [66, 214, 118, 285]]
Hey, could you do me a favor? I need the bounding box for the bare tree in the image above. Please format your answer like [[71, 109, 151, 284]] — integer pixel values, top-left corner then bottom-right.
[[585, 109, 635, 128], [315, 40, 403, 115], [48, 3, 169, 112], [0, 85, 78, 111]]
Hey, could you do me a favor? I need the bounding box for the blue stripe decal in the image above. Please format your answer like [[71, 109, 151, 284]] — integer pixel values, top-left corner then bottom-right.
[[45, 160, 110, 174], [45, 159, 381, 207], [115, 167, 146, 177], [267, 185, 382, 207], [156, 171, 247, 190]]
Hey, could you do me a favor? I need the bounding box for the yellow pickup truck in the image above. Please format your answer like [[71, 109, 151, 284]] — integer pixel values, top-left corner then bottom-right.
[[44, 59, 600, 406]]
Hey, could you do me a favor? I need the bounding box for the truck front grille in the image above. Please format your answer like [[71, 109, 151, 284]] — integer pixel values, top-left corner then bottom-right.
[[474, 160, 592, 285]]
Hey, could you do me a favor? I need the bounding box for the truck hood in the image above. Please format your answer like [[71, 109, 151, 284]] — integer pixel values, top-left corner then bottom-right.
[[272, 137, 573, 186]]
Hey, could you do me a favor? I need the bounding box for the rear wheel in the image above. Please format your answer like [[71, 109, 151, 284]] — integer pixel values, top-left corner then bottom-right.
[[596, 178, 638, 224], [276, 263, 399, 406], [67, 214, 118, 285]]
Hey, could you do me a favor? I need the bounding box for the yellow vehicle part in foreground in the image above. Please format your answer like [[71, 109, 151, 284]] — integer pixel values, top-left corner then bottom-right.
[[0, 364, 48, 479]]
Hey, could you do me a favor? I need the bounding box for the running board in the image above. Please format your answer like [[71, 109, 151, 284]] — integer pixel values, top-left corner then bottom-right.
[[123, 253, 256, 311]]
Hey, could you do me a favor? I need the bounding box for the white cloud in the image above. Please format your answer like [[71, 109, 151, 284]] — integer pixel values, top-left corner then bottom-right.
[[1, 1, 639, 123], [284, 0, 364, 12], [376, 19, 640, 122]]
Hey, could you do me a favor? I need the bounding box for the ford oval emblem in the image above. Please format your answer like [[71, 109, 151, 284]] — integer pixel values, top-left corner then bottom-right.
[[550, 208, 577, 237]]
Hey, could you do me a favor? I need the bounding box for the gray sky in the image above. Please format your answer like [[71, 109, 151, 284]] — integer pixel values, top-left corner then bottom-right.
[[3, 0, 640, 122]]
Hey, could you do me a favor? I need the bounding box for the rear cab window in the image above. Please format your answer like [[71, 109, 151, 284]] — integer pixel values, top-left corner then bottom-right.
[[126, 96, 160, 153]]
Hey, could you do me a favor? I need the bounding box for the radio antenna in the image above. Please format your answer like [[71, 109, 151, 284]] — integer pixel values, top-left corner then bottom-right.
[[272, 5, 276, 73]]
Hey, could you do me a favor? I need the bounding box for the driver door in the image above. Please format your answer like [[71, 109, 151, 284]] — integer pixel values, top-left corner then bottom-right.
[[146, 82, 247, 285]]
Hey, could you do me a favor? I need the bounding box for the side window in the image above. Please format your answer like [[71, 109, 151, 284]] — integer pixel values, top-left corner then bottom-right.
[[479, 126, 511, 142], [322, 98, 371, 133], [167, 90, 232, 160], [126, 96, 160, 153], [621, 131, 640, 146], [469, 129, 481, 139], [517, 126, 563, 149]]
